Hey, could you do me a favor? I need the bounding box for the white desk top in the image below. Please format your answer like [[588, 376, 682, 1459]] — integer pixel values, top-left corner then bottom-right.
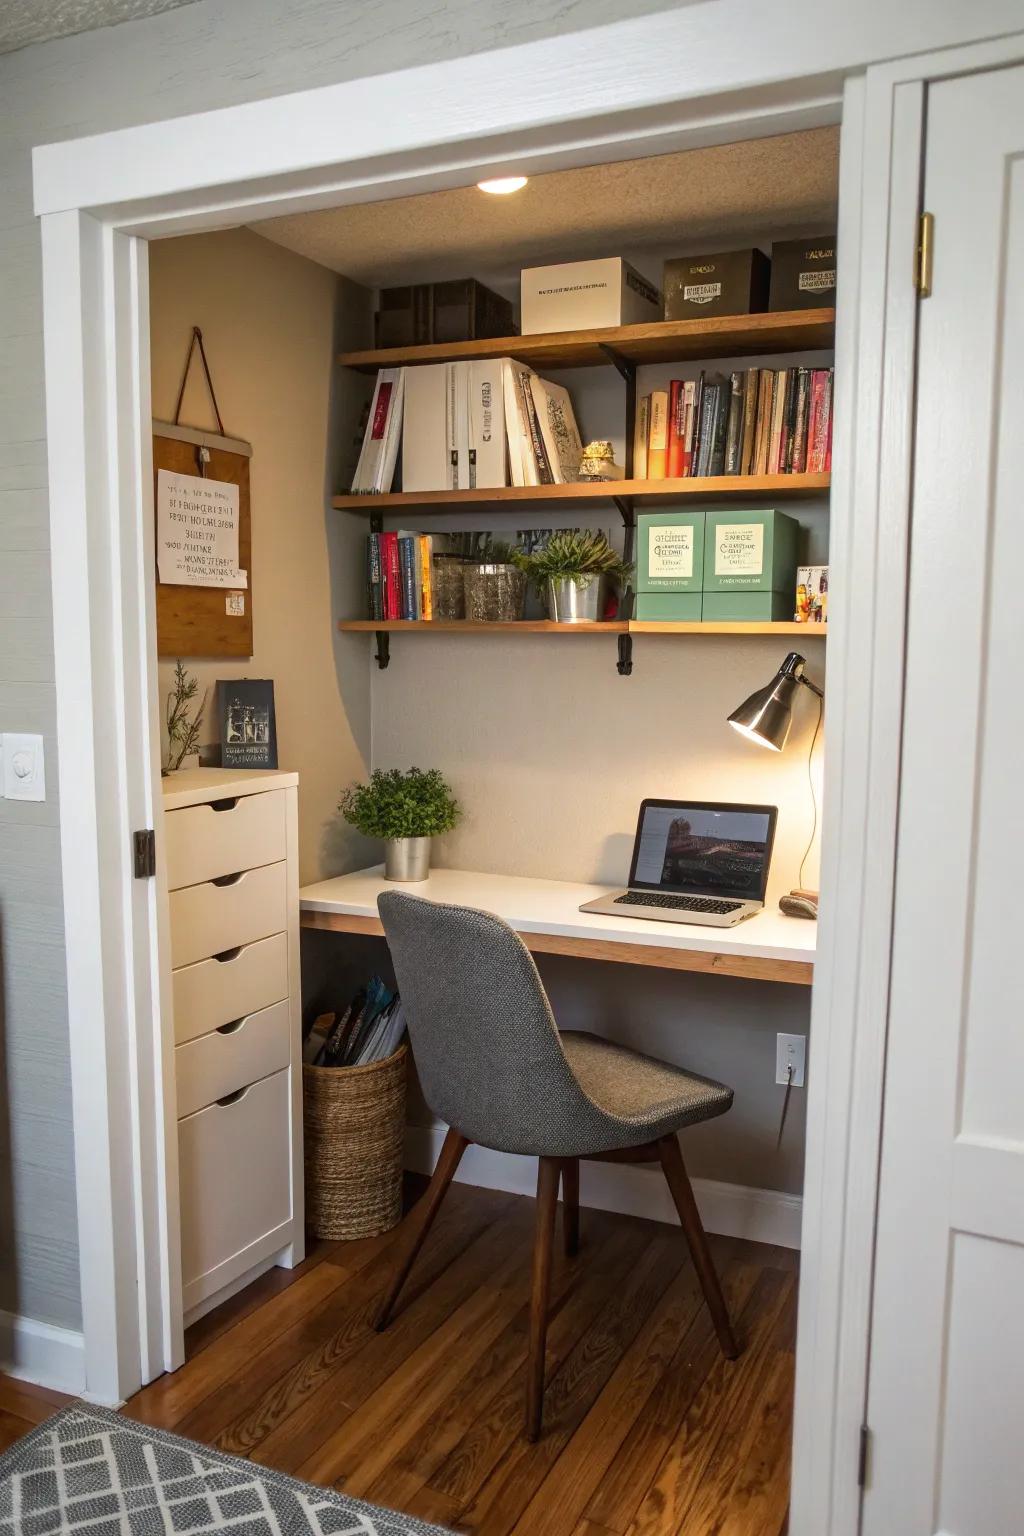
[[299, 865, 816, 967]]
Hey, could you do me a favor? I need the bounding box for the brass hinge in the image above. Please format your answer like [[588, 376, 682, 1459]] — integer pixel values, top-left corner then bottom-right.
[[858, 1423, 871, 1487], [915, 212, 934, 297]]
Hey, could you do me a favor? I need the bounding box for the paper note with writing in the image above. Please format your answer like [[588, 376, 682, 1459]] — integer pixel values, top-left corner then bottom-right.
[[157, 469, 248, 589]]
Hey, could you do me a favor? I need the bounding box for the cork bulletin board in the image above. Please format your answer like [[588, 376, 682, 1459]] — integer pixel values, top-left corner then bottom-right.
[[154, 421, 254, 658]]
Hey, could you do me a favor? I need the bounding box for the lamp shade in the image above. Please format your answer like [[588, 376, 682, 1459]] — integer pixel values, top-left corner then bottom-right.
[[727, 652, 810, 751]]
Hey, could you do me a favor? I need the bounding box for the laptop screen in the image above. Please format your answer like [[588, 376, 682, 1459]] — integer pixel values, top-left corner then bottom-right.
[[628, 799, 777, 902]]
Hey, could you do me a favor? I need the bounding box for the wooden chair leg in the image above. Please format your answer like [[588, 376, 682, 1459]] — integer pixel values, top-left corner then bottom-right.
[[657, 1133, 740, 1359], [561, 1158, 580, 1257], [375, 1126, 467, 1331], [526, 1156, 561, 1441]]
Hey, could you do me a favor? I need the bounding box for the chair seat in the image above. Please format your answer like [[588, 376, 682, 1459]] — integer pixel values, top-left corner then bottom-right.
[[559, 1031, 733, 1151]]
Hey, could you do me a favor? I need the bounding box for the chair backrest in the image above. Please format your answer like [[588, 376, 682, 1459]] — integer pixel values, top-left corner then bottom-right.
[[377, 890, 600, 1155]]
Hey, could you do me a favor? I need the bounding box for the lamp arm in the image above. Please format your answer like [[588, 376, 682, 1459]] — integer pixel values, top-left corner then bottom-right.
[[798, 674, 824, 699]]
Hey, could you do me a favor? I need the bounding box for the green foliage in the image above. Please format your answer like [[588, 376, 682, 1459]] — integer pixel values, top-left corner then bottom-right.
[[514, 529, 633, 592], [339, 767, 460, 840], [475, 538, 523, 566], [165, 660, 206, 772]]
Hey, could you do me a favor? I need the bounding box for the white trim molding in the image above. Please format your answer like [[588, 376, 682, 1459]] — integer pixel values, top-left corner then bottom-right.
[[0, 1311, 86, 1399], [405, 1127, 803, 1251]]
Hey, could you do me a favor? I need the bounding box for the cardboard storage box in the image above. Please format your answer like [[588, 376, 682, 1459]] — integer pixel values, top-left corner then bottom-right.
[[702, 591, 795, 622], [704, 509, 798, 608], [521, 258, 661, 335], [663, 248, 770, 320], [636, 592, 703, 621], [769, 236, 837, 310]]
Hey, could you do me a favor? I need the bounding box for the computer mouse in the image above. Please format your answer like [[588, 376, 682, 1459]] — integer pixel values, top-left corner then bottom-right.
[[779, 891, 818, 920]]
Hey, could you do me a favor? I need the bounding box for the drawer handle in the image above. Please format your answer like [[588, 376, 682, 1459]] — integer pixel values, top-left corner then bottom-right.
[[209, 797, 239, 812], [212, 946, 242, 964], [211, 871, 245, 887], [217, 1016, 247, 1035], [216, 1086, 250, 1107]]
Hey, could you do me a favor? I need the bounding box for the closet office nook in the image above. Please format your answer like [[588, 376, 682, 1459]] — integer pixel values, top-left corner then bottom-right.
[[147, 122, 835, 1523]]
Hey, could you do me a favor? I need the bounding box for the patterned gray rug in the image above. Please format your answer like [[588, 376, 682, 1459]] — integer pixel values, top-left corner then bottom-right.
[[0, 1402, 455, 1535]]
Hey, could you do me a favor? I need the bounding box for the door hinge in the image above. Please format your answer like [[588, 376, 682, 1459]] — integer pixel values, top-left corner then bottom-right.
[[133, 828, 157, 879], [858, 1423, 871, 1487], [914, 212, 934, 297]]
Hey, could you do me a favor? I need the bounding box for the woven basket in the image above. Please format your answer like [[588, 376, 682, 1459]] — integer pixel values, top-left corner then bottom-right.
[[303, 1041, 408, 1241]]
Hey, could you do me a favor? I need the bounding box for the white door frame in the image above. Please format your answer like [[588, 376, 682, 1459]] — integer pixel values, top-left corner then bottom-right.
[[28, 8, 1024, 1529]]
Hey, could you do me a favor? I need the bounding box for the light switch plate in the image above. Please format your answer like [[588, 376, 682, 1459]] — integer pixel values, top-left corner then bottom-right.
[[2, 733, 46, 801], [776, 1032, 807, 1088]]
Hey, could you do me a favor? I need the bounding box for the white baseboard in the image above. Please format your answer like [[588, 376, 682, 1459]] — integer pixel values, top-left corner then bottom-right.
[[0, 1309, 86, 1396], [405, 1126, 802, 1250]]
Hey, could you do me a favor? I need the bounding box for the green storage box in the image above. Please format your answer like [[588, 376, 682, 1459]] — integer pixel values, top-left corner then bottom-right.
[[638, 510, 705, 594], [702, 590, 795, 622], [703, 508, 798, 594], [635, 592, 703, 621]]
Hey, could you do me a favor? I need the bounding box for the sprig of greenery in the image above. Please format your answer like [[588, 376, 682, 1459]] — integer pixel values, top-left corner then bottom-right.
[[515, 529, 633, 592], [165, 660, 206, 772], [339, 767, 460, 840]]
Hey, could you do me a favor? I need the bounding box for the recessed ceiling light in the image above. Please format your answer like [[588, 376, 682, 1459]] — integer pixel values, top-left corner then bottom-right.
[[477, 176, 528, 195]]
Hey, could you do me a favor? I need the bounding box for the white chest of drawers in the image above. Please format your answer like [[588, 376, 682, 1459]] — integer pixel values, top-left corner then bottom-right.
[[161, 767, 304, 1318]]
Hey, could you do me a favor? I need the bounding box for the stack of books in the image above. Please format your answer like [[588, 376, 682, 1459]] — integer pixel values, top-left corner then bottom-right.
[[635, 366, 833, 481], [302, 976, 406, 1068], [351, 360, 583, 494], [366, 530, 437, 621]]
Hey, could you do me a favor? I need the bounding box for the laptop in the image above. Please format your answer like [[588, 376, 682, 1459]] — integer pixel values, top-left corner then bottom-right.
[[580, 798, 778, 928]]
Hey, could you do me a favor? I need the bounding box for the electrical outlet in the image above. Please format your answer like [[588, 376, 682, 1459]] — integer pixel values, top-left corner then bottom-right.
[[776, 1032, 807, 1088], [2, 733, 46, 802]]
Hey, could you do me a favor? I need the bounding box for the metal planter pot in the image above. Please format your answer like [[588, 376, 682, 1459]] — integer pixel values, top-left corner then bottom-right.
[[383, 836, 431, 882], [545, 574, 606, 623]]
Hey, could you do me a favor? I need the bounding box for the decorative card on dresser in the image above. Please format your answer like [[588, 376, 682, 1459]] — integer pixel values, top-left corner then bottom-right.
[[161, 767, 304, 1319]]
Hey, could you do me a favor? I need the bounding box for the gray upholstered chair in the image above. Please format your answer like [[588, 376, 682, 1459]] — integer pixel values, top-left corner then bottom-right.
[[375, 890, 740, 1439]]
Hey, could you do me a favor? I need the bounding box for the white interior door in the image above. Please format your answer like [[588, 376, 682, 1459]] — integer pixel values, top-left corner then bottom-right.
[[863, 62, 1024, 1536]]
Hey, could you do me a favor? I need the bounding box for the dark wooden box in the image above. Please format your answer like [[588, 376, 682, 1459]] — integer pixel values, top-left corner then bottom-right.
[[375, 285, 434, 348], [431, 278, 515, 343], [663, 248, 770, 320], [769, 236, 837, 310]]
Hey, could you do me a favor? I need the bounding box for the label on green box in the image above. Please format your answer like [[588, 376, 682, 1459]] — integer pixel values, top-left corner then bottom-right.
[[704, 509, 798, 593], [714, 523, 764, 579], [650, 525, 695, 581], [638, 510, 705, 593]]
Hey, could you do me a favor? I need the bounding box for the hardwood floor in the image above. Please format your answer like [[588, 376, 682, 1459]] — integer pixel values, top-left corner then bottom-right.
[[0, 1180, 797, 1535]]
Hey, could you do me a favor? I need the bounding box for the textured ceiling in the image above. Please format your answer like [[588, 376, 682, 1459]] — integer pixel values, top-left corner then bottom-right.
[[0, 0, 202, 54], [255, 127, 839, 289]]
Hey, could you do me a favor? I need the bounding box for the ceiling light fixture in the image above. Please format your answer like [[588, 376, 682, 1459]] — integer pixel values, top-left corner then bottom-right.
[[477, 176, 528, 195]]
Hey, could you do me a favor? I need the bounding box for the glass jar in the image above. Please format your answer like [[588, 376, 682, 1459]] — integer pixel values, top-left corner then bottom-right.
[[463, 563, 527, 623], [431, 556, 466, 620]]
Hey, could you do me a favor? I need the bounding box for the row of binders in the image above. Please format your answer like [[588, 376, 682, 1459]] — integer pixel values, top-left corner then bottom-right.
[[351, 360, 583, 495], [302, 976, 406, 1068], [636, 366, 834, 480]]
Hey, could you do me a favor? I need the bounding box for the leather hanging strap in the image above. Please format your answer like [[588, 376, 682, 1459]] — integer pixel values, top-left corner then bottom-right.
[[173, 326, 226, 437]]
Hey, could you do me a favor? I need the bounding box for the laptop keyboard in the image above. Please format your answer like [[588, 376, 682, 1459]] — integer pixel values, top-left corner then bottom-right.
[[614, 892, 744, 915]]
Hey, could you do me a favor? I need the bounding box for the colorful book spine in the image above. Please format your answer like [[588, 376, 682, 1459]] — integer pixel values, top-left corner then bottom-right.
[[633, 394, 651, 479], [724, 372, 744, 475], [681, 381, 697, 476], [419, 535, 433, 621], [666, 380, 685, 478], [398, 536, 416, 619], [381, 532, 400, 620], [647, 390, 669, 479], [366, 533, 383, 620]]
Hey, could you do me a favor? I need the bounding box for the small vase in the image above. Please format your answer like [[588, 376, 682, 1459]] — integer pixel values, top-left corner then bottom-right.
[[463, 564, 527, 623], [546, 575, 606, 623], [384, 836, 431, 882]]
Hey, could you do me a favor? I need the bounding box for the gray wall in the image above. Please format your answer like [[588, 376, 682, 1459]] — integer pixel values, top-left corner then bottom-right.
[[0, 0, 682, 1333]]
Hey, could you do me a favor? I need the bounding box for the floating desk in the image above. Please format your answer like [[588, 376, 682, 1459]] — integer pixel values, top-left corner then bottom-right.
[[299, 867, 815, 986]]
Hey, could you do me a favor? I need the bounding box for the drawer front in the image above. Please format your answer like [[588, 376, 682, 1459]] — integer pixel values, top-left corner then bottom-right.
[[169, 862, 287, 970], [165, 790, 286, 891], [178, 1068, 292, 1294], [175, 1000, 290, 1119], [172, 933, 288, 1046]]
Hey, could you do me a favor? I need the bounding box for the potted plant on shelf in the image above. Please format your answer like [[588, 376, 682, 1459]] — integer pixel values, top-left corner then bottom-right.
[[339, 767, 460, 882], [515, 529, 632, 623]]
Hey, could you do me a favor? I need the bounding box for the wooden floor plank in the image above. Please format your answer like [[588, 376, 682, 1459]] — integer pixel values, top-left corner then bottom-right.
[[0, 1184, 797, 1536]]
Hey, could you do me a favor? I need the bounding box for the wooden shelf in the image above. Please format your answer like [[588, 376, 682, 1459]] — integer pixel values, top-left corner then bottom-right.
[[338, 308, 835, 373], [332, 473, 830, 513], [339, 619, 825, 637], [338, 619, 627, 634]]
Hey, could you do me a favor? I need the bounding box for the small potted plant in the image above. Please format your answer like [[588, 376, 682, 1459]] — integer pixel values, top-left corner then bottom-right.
[[463, 539, 527, 623], [515, 529, 632, 623], [339, 767, 460, 882]]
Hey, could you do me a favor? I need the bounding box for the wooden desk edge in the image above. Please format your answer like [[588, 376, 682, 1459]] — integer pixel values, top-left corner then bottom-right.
[[299, 908, 813, 986]]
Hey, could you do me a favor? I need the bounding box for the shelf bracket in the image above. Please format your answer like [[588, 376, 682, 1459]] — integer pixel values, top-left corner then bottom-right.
[[617, 634, 634, 677], [597, 343, 636, 386], [374, 631, 390, 669]]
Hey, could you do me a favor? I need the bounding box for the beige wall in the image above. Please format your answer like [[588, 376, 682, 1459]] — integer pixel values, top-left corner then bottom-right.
[[150, 227, 375, 883]]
